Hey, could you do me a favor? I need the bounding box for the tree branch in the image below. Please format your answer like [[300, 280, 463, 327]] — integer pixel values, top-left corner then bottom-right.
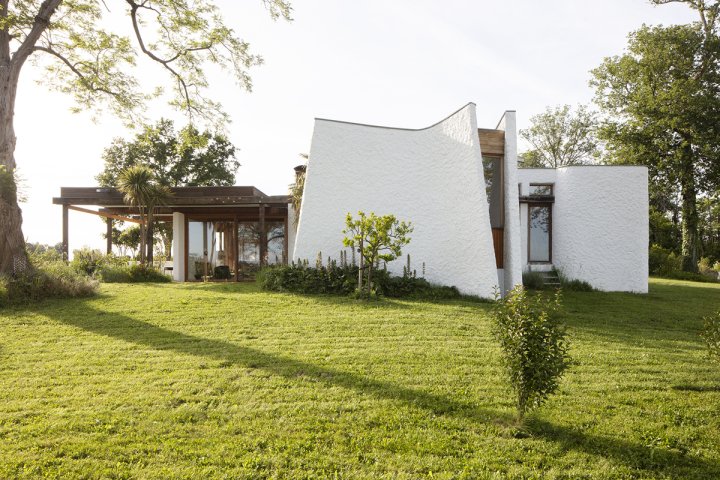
[[33, 45, 123, 98], [12, 0, 63, 68]]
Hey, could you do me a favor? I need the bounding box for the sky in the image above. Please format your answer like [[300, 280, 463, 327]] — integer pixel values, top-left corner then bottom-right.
[[16, 0, 695, 253]]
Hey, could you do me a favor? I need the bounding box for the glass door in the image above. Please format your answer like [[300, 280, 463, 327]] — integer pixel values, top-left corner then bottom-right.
[[187, 220, 237, 281], [528, 204, 552, 263]]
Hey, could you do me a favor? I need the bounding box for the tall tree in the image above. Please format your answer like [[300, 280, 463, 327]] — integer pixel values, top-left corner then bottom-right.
[[0, 0, 291, 275], [97, 119, 239, 188], [518, 105, 600, 168], [117, 165, 171, 265], [591, 20, 720, 272]]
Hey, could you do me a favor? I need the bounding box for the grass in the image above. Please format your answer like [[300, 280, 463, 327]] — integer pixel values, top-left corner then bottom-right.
[[0, 278, 719, 479]]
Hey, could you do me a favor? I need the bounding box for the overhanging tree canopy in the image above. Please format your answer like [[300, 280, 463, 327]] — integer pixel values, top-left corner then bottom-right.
[[0, 0, 291, 275]]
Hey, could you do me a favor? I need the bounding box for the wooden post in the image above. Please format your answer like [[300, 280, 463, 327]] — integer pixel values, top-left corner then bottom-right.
[[106, 218, 113, 255], [62, 205, 69, 261], [259, 203, 266, 266]]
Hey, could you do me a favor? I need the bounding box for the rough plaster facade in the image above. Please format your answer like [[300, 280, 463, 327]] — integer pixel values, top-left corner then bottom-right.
[[497, 112, 523, 293], [293, 103, 500, 297], [519, 166, 648, 293]]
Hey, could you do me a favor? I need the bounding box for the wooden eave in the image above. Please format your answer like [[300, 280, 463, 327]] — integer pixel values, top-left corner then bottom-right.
[[478, 128, 505, 157]]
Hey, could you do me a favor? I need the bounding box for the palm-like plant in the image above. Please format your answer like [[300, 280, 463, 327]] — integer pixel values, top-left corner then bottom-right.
[[117, 165, 172, 264]]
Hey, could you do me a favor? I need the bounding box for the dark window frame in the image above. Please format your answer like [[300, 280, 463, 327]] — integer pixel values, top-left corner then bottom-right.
[[527, 202, 552, 264]]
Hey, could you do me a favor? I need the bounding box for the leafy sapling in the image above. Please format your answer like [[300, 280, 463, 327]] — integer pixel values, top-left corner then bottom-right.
[[492, 286, 571, 421]]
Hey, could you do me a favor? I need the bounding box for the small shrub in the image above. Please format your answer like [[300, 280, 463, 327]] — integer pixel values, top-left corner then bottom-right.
[[701, 311, 720, 363], [663, 270, 717, 283], [649, 244, 682, 276], [698, 257, 719, 280], [70, 248, 127, 276], [522, 271, 545, 290], [0, 257, 98, 306], [99, 264, 171, 283], [557, 271, 594, 292], [492, 286, 571, 421], [258, 262, 460, 300]]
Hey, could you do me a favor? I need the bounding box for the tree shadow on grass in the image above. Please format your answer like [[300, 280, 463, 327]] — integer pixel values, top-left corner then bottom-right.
[[45, 300, 720, 478], [527, 418, 720, 479], [46, 300, 498, 421]]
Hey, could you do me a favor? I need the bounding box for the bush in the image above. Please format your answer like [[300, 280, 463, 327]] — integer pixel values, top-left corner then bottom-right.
[[0, 254, 98, 306], [492, 286, 571, 421], [698, 257, 719, 280], [70, 248, 127, 276], [98, 264, 172, 283], [257, 262, 460, 300], [649, 244, 682, 276], [701, 311, 720, 363], [522, 271, 545, 290]]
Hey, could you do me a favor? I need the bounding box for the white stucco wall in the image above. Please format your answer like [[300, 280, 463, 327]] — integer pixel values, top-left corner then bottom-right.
[[497, 111, 523, 294], [518, 166, 648, 292], [172, 212, 186, 281], [293, 103, 499, 297]]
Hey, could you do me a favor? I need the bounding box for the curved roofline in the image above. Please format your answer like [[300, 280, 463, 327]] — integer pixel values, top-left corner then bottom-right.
[[314, 102, 476, 132]]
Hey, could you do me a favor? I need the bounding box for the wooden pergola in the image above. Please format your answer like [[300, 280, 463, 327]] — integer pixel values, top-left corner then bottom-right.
[[52, 186, 292, 273]]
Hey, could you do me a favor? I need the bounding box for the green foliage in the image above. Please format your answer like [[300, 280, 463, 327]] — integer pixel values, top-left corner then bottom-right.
[[649, 244, 718, 282], [0, 250, 98, 306], [17, 0, 292, 126], [96, 119, 239, 188], [98, 264, 171, 283], [650, 244, 684, 276], [70, 248, 126, 276], [117, 165, 173, 264], [591, 21, 720, 271], [257, 262, 460, 300], [342, 211, 413, 294], [701, 311, 720, 363], [492, 286, 571, 420], [519, 104, 600, 168], [522, 271, 546, 290], [1, 279, 720, 477], [556, 271, 595, 292]]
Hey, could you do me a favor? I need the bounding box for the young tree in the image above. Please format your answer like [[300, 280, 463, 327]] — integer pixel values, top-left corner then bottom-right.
[[592, 12, 720, 272], [519, 105, 600, 168], [342, 211, 413, 294], [492, 286, 571, 421], [97, 119, 239, 188], [0, 0, 291, 275], [117, 165, 172, 265]]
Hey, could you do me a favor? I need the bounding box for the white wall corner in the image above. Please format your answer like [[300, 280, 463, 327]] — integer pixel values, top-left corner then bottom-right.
[[498, 111, 523, 293]]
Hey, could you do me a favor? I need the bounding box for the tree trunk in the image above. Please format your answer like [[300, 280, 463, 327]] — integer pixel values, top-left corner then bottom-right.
[[146, 218, 154, 266], [679, 143, 699, 273], [0, 65, 29, 276]]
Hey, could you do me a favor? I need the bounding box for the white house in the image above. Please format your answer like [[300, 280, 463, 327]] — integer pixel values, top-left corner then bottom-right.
[[54, 103, 648, 295], [293, 103, 649, 296]]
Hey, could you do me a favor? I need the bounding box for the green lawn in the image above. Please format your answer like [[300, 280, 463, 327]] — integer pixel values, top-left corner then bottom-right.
[[1, 278, 719, 479]]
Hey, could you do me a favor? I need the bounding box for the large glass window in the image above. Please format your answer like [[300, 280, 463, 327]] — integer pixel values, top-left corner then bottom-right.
[[482, 156, 504, 228], [529, 205, 551, 262], [237, 222, 261, 279], [266, 222, 285, 265]]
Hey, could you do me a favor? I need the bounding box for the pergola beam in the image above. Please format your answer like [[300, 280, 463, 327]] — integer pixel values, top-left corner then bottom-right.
[[67, 205, 144, 224]]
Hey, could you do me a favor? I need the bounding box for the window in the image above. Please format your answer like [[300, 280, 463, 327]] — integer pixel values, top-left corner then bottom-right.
[[482, 156, 504, 228], [528, 205, 551, 262], [529, 184, 553, 196]]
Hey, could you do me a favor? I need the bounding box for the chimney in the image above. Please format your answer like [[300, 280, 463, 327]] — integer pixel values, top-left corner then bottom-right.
[[293, 164, 306, 183]]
